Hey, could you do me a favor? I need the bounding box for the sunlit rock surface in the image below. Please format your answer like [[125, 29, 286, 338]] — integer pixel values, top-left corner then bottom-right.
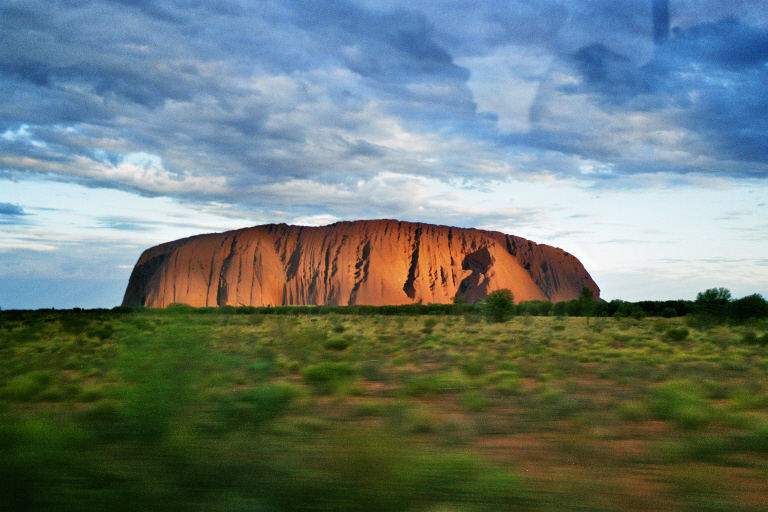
[[122, 220, 599, 307]]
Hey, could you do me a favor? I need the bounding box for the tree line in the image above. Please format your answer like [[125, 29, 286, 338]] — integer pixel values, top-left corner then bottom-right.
[[3, 287, 765, 323]]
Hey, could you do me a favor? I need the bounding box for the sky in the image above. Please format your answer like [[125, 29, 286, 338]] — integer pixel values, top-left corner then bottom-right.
[[1, 0, 767, 309]]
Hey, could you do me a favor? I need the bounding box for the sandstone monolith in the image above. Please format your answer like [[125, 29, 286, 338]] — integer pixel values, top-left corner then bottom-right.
[[122, 219, 599, 307]]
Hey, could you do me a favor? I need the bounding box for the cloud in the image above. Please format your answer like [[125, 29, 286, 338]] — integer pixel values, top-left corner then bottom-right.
[[652, 0, 670, 44], [527, 16, 768, 180], [0, 202, 29, 225], [98, 217, 154, 232], [0, 0, 766, 219], [0, 202, 25, 216], [93, 214, 250, 234]]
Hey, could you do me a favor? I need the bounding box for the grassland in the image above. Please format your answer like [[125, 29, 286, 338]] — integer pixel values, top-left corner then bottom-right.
[[1, 308, 767, 511]]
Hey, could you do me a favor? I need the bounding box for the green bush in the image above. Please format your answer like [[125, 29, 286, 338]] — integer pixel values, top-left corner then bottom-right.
[[359, 360, 385, 381], [740, 331, 768, 345], [664, 328, 690, 341], [484, 370, 522, 396], [461, 390, 491, 412], [2, 370, 56, 401], [492, 377, 522, 396], [667, 436, 729, 462], [459, 356, 486, 377], [741, 331, 758, 344], [421, 317, 438, 334], [250, 358, 277, 381], [618, 401, 649, 421], [402, 372, 471, 397], [483, 289, 515, 323], [302, 362, 357, 394], [649, 380, 712, 429], [85, 324, 115, 340], [78, 399, 124, 426], [661, 307, 677, 318], [218, 382, 301, 425], [324, 337, 350, 351], [734, 422, 768, 453], [729, 293, 768, 321], [350, 402, 387, 417], [534, 387, 580, 419]]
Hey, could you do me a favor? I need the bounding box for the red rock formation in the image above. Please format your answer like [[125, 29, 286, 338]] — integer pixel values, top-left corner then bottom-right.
[[122, 220, 599, 307]]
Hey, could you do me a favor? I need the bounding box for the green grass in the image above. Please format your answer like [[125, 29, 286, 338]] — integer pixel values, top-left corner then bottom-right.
[[0, 309, 767, 511]]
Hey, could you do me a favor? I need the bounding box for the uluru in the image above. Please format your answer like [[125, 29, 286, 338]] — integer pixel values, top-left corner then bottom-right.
[[122, 219, 599, 308]]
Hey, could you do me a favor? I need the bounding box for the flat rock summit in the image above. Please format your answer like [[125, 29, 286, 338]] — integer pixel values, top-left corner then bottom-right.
[[122, 219, 599, 308]]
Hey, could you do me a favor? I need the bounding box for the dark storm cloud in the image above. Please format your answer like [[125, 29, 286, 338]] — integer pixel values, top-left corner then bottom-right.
[[1, 0, 767, 208], [566, 18, 768, 104], [569, 44, 644, 98], [526, 11, 768, 179]]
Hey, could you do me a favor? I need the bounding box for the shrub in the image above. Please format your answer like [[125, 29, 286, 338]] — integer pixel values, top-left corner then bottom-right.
[[302, 362, 357, 394], [461, 391, 491, 412], [661, 307, 677, 318], [459, 356, 486, 377], [684, 314, 718, 330], [485, 371, 522, 396], [85, 324, 115, 340], [78, 399, 123, 426], [741, 331, 758, 345], [694, 287, 731, 318], [402, 372, 471, 396], [421, 317, 438, 334], [359, 360, 385, 381], [729, 294, 768, 321], [483, 289, 515, 323], [669, 436, 729, 462], [618, 401, 648, 421], [534, 387, 579, 419], [324, 337, 350, 351], [734, 423, 768, 453], [664, 328, 690, 342], [492, 377, 522, 396], [2, 370, 56, 401], [220, 382, 301, 425], [250, 358, 277, 381], [350, 402, 387, 418], [740, 331, 768, 346], [649, 380, 712, 429], [59, 313, 91, 335]]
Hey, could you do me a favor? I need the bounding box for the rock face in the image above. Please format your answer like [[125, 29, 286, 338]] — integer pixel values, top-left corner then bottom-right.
[[122, 220, 599, 307]]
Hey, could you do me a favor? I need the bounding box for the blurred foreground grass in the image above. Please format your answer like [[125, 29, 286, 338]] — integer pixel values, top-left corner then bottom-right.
[[1, 309, 767, 511]]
